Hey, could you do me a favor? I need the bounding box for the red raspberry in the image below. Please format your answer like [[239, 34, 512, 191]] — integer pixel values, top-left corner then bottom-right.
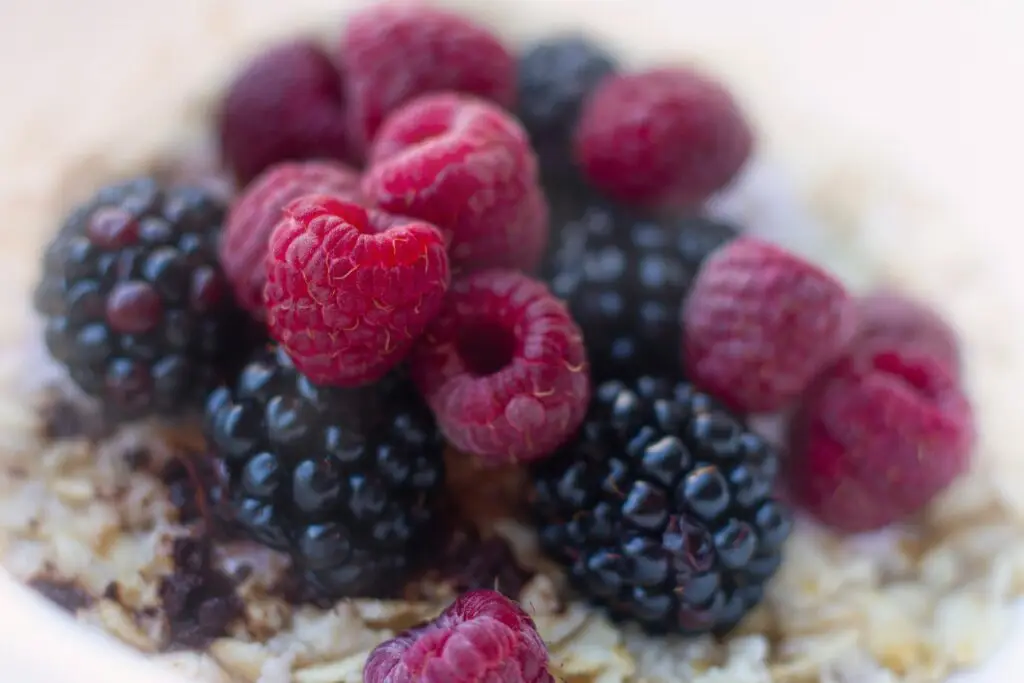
[[217, 40, 352, 185], [682, 237, 852, 413], [574, 67, 753, 207], [851, 292, 961, 377], [363, 589, 555, 683], [787, 345, 975, 533], [265, 196, 449, 387], [221, 161, 364, 320], [409, 269, 589, 465], [363, 93, 549, 273], [340, 3, 516, 157]]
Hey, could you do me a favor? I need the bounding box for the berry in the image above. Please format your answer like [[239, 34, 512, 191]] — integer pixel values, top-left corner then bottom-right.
[[531, 377, 791, 635], [363, 589, 554, 683], [787, 340, 975, 533], [221, 161, 364, 320], [409, 269, 590, 466], [516, 35, 618, 185], [340, 4, 516, 157], [34, 178, 251, 421], [265, 196, 450, 388], [851, 292, 961, 377], [204, 346, 446, 598], [682, 237, 852, 413], [574, 68, 753, 207], [363, 93, 549, 273], [545, 202, 740, 381], [218, 40, 351, 185]]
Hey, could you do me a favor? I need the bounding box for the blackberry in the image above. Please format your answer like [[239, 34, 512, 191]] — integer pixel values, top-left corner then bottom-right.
[[33, 177, 254, 421], [204, 346, 446, 599], [545, 203, 739, 381], [531, 377, 791, 635], [516, 35, 618, 187]]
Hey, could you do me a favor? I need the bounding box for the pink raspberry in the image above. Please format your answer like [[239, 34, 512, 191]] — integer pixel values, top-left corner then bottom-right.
[[787, 344, 975, 533], [409, 269, 589, 465], [363, 93, 549, 273], [574, 67, 753, 207], [340, 3, 516, 157], [221, 161, 364, 320], [682, 237, 852, 413], [851, 292, 961, 377], [364, 589, 555, 683], [265, 196, 449, 387], [217, 40, 352, 185]]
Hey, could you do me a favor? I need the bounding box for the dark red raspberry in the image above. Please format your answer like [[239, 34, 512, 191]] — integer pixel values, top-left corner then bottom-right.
[[363, 589, 555, 683], [363, 93, 548, 273], [682, 237, 852, 413], [221, 161, 364, 320], [218, 40, 352, 184], [340, 3, 516, 157], [851, 292, 961, 378], [409, 269, 589, 465], [574, 67, 753, 207], [265, 196, 450, 387], [787, 344, 975, 533]]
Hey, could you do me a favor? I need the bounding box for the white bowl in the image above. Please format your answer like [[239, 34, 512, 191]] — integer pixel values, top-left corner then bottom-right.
[[1, 1, 1022, 682]]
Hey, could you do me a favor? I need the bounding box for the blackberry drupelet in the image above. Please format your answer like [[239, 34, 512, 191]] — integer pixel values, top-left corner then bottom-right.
[[531, 377, 792, 635], [545, 203, 740, 381], [204, 346, 446, 599], [516, 35, 618, 187], [33, 177, 253, 422]]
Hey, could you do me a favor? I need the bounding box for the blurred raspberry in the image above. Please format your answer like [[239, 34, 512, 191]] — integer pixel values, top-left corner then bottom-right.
[[787, 344, 975, 533], [851, 292, 961, 377], [575, 67, 753, 207], [340, 4, 516, 157], [363, 93, 548, 273], [363, 589, 554, 683], [409, 269, 589, 465], [221, 161, 364, 320], [217, 40, 352, 185], [265, 196, 449, 386], [682, 237, 852, 413]]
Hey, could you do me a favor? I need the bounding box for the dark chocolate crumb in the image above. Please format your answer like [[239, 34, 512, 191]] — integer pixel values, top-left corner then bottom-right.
[[103, 581, 121, 602], [28, 576, 94, 613], [158, 536, 243, 650], [38, 393, 109, 441], [123, 446, 153, 471], [161, 453, 228, 530]]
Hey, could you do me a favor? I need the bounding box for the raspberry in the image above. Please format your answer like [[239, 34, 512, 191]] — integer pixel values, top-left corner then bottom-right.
[[217, 40, 352, 185], [265, 196, 450, 387], [787, 345, 975, 533], [851, 292, 961, 377], [409, 269, 590, 465], [363, 93, 549, 273], [363, 589, 555, 683], [221, 161, 364, 320], [340, 4, 516, 157], [682, 237, 851, 413], [574, 68, 753, 207]]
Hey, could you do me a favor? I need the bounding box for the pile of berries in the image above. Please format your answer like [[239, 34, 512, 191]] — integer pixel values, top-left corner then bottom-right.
[[33, 2, 976, 680]]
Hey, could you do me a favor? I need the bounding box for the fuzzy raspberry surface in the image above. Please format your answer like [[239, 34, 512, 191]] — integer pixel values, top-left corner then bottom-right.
[[574, 67, 753, 207], [363, 93, 549, 273], [682, 237, 851, 413], [265, 196, 449, 387], [409, 269, 589, 465], [340, 4, 516, 158], [787, 344, 975, 533], [217, 40, 352, 185], [363, 589, 555, 683], [221, 161, 364, 320], [851, 292, 961, 377]]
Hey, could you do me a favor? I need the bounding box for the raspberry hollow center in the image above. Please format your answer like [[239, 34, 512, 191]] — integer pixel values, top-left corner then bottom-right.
[[457, 318, 517, 377]]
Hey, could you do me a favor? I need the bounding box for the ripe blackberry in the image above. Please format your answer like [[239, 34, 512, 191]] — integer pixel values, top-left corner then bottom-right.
[[204, 346, 446, 598], [545, 204, 740, 381], [530, 377, 792, 635], [33, 177, 252, 422]]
